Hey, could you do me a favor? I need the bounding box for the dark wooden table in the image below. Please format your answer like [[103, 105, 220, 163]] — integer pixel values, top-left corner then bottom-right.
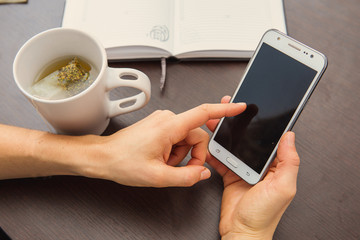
[[1, 1, 359, 239]]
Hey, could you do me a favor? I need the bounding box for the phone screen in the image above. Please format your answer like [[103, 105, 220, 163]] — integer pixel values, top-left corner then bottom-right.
[[214, 42, 318, 173]]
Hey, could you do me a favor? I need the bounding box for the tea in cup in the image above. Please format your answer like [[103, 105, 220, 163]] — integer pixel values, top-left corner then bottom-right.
[[13, 28, 151, 135]]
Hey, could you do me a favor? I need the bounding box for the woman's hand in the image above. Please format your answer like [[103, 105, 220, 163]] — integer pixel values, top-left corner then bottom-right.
[[85, 103, 246, 187], [206, 96, 300, 240], [0, 103, 246, 188]]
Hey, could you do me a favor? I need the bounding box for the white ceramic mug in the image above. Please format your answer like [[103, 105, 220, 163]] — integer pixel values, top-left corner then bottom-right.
[[13, 28, 151, 135]]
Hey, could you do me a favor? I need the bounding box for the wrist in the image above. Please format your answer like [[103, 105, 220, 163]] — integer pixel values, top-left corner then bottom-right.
[[221, 225, 275, 240], [222, 231, 273, 240], [31, 131, 101, 178]]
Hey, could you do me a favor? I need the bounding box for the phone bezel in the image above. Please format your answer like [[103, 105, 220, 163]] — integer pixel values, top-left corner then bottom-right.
[[209, 29, 327, 185]]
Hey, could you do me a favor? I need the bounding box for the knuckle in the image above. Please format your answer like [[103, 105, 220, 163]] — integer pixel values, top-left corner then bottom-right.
[[152, 110, 163, 115], [294, 153, 301, 164], [152, 109, 175, 118], [182, 172, 197, 187], [149, 172, 166, 188], [287, 187, 297, 200], [195, 129, 210, 144], [288, 153, 300, 167], [202, 129, 210, 140], [182, 178, 195, 187], [279, 184, 297, 201], [199, 103, 210, 113], [161, 109, 175, 117]]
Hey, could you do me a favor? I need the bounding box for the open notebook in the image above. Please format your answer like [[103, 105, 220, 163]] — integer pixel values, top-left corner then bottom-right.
[[62, 0, 287, 61]]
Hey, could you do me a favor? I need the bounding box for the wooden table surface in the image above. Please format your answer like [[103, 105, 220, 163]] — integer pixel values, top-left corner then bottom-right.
[[0, 1, 359, 239]]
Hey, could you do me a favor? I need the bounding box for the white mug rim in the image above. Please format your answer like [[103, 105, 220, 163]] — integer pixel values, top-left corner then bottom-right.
[[13, 27, 107, 104]]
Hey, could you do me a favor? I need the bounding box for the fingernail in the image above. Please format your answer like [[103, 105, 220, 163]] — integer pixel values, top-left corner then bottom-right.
[[222, 95, 231, 101], [200, 168, 211, 180], [286, 132, 295, 146], [236, 102, 246, 107]]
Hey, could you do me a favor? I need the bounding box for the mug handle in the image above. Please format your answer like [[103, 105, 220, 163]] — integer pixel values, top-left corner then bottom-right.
[[106, 68, 151, 118]]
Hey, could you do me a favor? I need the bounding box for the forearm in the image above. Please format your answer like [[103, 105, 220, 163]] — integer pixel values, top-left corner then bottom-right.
[[0, 124, 97, 180]]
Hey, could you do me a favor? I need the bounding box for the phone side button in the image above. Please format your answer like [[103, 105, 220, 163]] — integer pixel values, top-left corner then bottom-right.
[[226, 157, 238, 168]]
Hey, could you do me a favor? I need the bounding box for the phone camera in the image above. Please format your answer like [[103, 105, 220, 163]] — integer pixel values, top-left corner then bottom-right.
[[310, 54, 314, 58]]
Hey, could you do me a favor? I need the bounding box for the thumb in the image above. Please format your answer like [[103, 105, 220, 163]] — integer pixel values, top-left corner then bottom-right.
[[273, 132, 300, 189], [277, 131, 300, 167], [153, 165, 211, 187]]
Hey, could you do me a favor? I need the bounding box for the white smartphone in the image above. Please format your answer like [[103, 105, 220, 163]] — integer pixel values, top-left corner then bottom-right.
[[208, 29, 327, 185]]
